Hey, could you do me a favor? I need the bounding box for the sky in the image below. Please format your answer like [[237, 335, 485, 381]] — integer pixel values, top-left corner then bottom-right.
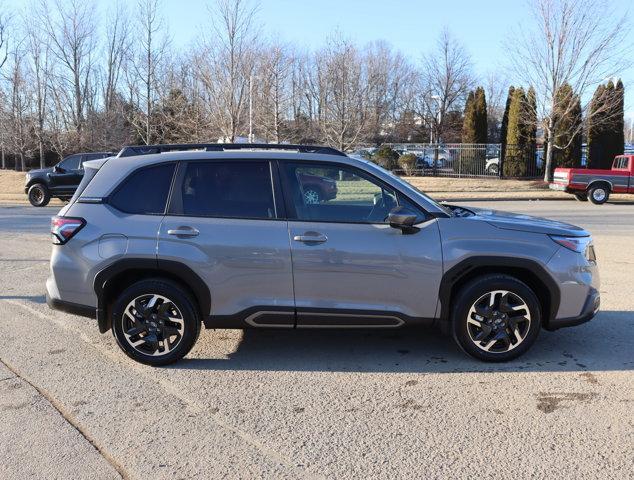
[[166, 0, 634, 118], [10, 0, 634, 119]]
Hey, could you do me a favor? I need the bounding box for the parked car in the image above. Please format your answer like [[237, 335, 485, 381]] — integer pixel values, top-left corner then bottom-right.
[[47, 143, 599, 366], [25, 152, 114, 207], [550, 154, 634, 204]]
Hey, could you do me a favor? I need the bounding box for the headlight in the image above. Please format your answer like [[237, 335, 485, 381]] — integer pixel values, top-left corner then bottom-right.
[[550, 235, 595, 261]]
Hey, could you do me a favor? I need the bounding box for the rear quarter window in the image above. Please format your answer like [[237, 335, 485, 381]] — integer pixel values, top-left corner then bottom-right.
[[110, 163, 176, 214]]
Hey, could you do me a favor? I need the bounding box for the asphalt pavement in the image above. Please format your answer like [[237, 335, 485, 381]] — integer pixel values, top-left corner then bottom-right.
[[0, 200, 632, 479]]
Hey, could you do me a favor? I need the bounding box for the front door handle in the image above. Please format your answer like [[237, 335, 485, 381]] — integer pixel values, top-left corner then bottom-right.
[[293, 232, 328, 244], [167, 227, 199, 237]]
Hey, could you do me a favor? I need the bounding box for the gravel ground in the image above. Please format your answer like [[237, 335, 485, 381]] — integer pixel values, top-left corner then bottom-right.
[[0, 201, 632, 479]]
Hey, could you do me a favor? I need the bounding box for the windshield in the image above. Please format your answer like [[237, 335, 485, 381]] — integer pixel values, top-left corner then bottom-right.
[[357, 159, 454, 216]]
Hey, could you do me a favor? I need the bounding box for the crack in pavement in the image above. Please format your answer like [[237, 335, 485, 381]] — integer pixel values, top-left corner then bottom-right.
[[0, 356, 128, 480], [2, 298, 320, 479]]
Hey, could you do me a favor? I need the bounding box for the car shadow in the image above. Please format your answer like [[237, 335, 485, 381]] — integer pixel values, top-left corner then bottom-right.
[[173, 310, 634, 374], [0, 294, 47, 304]]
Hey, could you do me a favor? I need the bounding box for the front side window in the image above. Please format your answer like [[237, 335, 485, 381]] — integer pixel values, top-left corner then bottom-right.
[[58, 154, 81, 171], [282, 164, 400, 223], [110, 163, 175, 214], [179, 161, 275, 219]]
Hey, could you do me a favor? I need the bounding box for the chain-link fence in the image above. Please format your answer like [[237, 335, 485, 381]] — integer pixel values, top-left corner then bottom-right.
[[378, 143, 543, 178]]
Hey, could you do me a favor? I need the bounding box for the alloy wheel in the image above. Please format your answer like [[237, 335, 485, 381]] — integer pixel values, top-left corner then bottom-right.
[[303, 189, 321, 204], [466, 290, 531, 353], [30, 188, 44, 204], [121, 294, 185, 356]]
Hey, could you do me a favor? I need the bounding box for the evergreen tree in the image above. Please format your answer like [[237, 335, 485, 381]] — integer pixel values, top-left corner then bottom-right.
[[587, 83, 607, 168], [474, 87, 488, 144], [504, 87, 528, 177], [526, 87, 538, 173], [552, 84, 582, 168], [461, 91, 476, 143], [500, 86, 514, 164], [614, 79, 625, 158]]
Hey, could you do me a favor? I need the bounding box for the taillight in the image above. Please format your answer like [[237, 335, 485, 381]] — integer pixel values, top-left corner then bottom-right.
[[51, 216, 85, 244]]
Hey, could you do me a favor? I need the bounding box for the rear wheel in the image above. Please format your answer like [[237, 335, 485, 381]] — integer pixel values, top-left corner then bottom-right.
[[574, 193, 588, 202], [451, 274, 541, 362], [111, 279, 201, 366], [588, 185, 609, 205], [27, 183, 50, 207]]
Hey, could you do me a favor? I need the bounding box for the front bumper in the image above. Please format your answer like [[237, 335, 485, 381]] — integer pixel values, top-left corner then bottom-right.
[[46, 292, 95, 319], [545, 287, 600, 330]]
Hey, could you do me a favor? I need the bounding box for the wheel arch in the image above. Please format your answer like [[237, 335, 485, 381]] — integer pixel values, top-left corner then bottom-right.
[[94, 258, 211, 333], [438, 256, 560, 331], [586, 179, 612, 192]]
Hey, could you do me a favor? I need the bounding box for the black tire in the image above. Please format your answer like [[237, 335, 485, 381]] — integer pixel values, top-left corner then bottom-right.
[[451, 274, 541, 362], [487, 163, 499, 175], [111, 279, 201, 366], [574, 193, 588, 202], [587, 184, 609, 205], [27, 183, 50, 207]]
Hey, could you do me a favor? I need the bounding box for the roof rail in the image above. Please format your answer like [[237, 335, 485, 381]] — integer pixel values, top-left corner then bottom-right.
[[116, 143, 347, 158]]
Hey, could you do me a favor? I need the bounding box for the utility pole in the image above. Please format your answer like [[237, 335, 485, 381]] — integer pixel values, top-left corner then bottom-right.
[[248, 74, 253, 143]]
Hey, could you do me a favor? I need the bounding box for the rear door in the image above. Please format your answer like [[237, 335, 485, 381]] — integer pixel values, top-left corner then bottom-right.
[[157, 160, 295, 326], [280, 161, 443, 327]]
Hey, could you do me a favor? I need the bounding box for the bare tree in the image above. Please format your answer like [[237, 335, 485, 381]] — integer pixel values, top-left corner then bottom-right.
[[103, 2, 131, 114], [126, 0, 169, 144], [255, 43, 293, 142], [5, 46, 32, 171], [24, 5, 50, 168], [39, 0, 97, 142], [364, 41, 415, 144], [196, 0, 258, 142], [508, 0, 631, 181], [484, 72, 508, 142], [315, 34, 368, 151], [418, 28, 474, 143]]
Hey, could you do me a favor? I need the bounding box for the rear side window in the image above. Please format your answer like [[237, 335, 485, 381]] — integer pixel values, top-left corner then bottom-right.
[[110, 163, 175, 214], [178, 161, 275, 219]]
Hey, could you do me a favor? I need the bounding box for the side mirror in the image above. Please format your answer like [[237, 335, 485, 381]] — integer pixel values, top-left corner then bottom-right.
[[53, 165, 65, 173], [387, 206, 419, 234]]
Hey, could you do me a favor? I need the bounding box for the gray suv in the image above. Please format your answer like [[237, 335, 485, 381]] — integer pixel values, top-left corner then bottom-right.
[[46, 144, 600, 366]]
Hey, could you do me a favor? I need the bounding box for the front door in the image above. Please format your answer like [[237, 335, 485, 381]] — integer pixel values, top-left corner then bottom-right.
[[50, 154, 84, 195], [280, 162, 443, 327], [158, 160, 295, 327]]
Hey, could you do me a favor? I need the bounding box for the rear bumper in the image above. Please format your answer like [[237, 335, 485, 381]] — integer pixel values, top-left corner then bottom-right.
[[545, 288, 600, 330], [549, 182, 573, 192]]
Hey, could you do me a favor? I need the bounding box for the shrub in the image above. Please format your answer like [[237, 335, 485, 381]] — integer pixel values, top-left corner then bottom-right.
[[372, 146, 399, 170], [398, 153, 418, 175]]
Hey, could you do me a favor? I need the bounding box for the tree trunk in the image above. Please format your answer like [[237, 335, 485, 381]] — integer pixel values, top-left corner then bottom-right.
[[39, 141, 45, 169], [19, 152, 25, 172], [543, 119, 555, 182], [1, 146, 5, 169]]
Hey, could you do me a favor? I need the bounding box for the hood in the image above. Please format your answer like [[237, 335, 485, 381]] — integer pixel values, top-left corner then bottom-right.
[[461, 206, 589, 237], [26, 167, 53, 177]]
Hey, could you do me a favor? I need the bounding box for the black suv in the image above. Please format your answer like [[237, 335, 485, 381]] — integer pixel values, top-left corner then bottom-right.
[[25, 152, 114, 207]]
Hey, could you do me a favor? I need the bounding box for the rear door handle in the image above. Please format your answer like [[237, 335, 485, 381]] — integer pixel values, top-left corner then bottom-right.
[[167, 227, 199, 237], [293, 232, 328, 244]]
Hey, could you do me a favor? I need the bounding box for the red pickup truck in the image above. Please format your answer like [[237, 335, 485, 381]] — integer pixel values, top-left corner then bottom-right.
[[550, 154, 634, 204]]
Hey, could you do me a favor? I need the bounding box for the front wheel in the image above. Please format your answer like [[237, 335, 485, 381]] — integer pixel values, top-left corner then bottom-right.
[[111, 279, 201, 366], [588, 185, 609, 205], [27, 183, 50, 207], [451, 274, 541, 362]]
